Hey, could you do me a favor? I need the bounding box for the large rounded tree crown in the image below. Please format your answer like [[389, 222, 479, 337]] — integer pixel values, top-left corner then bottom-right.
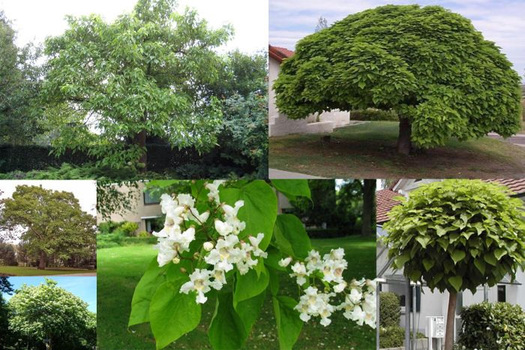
[[383, 180, 525, 294], [274, 5, 522, 148]]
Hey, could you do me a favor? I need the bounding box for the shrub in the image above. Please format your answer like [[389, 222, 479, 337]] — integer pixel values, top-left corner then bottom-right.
[[457, 302, 525, 350], [115, 221, 139, 237], [380, 292, 401, 328], [351, 109, 398, 122], [380, 326, 405, 348], [96, 233, 125, 249], [137, 231, 150, 238], [98, 221, 122, 235]]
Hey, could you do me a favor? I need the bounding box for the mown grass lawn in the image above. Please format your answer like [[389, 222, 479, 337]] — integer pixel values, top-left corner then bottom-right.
[[97, 236, 376, 350], [0, 266, 94, 276], [270, 121, 525, 178]]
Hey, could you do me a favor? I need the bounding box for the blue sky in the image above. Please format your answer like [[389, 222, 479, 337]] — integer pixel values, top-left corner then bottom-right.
[[270, 0, 525, 78], [2, 276, 97, 313]]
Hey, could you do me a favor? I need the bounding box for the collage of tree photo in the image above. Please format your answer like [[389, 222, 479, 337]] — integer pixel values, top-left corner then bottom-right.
[[1, 0, 525, 349]]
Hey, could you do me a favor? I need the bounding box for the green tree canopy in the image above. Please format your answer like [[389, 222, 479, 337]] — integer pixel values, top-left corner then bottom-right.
[[0, 11, 44, 146], [0, 185, 96, 270], [42, 0, 232, 170], [8, 279, 96, 350], [274, 5, 522, 154], [383, 179, 525, 350]]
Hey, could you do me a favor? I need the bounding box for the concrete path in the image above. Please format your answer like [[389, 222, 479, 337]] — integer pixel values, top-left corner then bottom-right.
[[488, 132, 525, 147], [269, 168, 326, 179]]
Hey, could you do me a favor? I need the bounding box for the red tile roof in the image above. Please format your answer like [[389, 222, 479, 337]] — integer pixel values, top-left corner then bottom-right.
[[377, 179, 525, 225], [269, 45, 294, 63], [486, 179, 525, 195], [376, 189, 402, 224]]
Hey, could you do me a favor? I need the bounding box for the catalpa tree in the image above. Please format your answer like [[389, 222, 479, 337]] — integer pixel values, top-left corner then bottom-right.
[[383, 180, 525, 350], [274, 5, 522, 154], [129, 180, 376, 349], [43, 0, 231, 170], [0, 185, 96, 270]]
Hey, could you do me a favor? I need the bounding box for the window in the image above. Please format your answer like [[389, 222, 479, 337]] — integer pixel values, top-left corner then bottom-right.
[[144, 190, 161, 205], [497, 285, 506, 302]]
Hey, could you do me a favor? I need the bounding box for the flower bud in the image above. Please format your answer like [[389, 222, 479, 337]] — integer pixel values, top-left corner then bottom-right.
[[203, 241, 214, 251], [180, 267, 187, 274], [172, 257, 181, 264], [279, 257, 292, 267]]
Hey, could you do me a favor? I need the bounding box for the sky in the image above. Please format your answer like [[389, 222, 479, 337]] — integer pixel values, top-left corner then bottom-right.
[[0, 0, 267, 54], [2, 276, 97, 312], [270, 0, 525, 78], [0, 180, 97, 215]]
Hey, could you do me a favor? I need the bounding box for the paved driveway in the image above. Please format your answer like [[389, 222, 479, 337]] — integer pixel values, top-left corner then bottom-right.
[[269, 168, 326, 179], [488, 132, 525, 147]]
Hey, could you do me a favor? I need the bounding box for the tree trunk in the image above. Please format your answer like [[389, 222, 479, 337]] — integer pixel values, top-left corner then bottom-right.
[[445, 292, 457, 350], [133, 129, 147, 172], [361, 179, 376, 236], [397, 117, 412, 155], [38, 251, 46, 270]]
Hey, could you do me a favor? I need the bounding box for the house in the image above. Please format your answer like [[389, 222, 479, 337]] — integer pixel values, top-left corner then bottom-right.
[[377, 179, 525, 346], [97, 182, 163, 234], [269, 45, 351, 136]]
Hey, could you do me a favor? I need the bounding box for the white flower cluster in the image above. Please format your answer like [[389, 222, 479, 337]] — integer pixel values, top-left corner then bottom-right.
[[280, 249, 376, 328], [153, 180, 267, 304]]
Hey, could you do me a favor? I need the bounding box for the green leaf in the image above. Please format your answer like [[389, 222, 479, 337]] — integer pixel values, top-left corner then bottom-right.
[[416, 235, 431, 248], [423, 258, 435, 271], [149, 281, 201, 350], [129, 257, 165, 327], [268, 267, 280, 296], [451, 250, 466, 264], [474, 258, 486, 275], [448, 276, 463, 292], [221, 181, 278, 250], [234, 265, 269, 308], [271, 179, 311, 201], [494, 248, 507, 260], [235, 291, 267, 337], [273, 214, 312, 259], [484, 252, 497, 266], [394, 252, 411, 268], [209, 292, 247, 350], [273, 296, 303, 350]]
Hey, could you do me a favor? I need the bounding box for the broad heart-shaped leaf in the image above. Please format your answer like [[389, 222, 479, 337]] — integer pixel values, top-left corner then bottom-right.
[[209, 292, 248, 350], [129, 257, 166, 327], [451, 250, 466, 264], [221, 180, 277, 250], [273, 214, 312, 259], [149, 281, 201, 350], [235, 291, 267, 338], [273, 296, 303, 350], [234, 264, 269, 308], [448, 276, 463, 293], [271, 180, 311, 201]]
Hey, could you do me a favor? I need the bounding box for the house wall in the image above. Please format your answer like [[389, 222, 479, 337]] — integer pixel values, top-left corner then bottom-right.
[[97, 182, 162, 233]]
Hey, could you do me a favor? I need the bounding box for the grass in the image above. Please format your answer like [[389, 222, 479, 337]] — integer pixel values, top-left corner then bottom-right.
[[0, 266, 94, 276], [97, 236, 376, 350], [270, 121, 525, 178]]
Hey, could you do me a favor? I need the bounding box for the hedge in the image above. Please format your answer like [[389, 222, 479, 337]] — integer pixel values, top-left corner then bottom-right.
[[458, 302, 525, 350], [0, 144, 242, 173]]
